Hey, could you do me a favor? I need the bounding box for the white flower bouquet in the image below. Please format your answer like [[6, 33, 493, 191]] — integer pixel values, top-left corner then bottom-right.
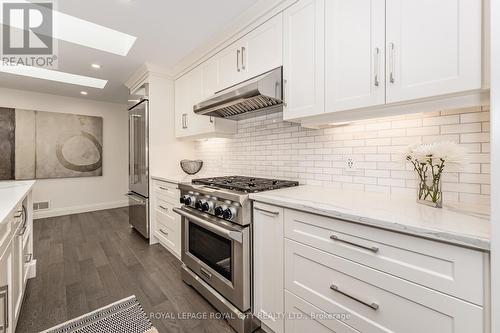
[[405, 142, 465, 207]]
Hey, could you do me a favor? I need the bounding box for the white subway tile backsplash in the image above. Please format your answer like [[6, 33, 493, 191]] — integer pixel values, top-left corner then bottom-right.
[[195, 108, 490, 203]]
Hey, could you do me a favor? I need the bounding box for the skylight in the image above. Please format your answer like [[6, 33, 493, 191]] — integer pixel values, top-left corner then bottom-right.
[[0, 64, 107, 88]]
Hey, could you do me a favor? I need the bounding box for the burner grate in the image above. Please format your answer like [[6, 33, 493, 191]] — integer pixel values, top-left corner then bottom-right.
[[192, 176, 299, 193]]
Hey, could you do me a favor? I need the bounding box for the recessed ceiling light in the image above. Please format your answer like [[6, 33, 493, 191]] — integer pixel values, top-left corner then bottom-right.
[[80, 91, 88, 95], [91, 64, 101, 69], [0, 64, 108, 88]]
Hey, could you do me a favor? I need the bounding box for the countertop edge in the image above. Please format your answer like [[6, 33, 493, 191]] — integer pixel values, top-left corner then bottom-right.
[[250, 194, 490, 252]]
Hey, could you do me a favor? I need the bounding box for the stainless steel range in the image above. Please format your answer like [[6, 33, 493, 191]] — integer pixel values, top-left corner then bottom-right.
[[173, 176, 298, 333]]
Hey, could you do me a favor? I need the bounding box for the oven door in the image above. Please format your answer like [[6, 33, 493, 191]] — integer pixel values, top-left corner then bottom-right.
[[173, 207, 250, 312]]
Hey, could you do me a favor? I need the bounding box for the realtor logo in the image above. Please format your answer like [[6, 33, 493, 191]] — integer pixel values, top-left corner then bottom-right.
[[1, 0, 57, 67], [3, 2, 53, 54]]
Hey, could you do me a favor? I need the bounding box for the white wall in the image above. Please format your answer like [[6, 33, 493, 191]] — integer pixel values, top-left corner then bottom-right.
[[490, 0, 499, 330], [0, 87, 129, 218]]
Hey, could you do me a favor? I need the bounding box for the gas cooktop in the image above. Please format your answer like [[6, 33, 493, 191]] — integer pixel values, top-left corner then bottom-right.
[[192, 176, 299, 193]]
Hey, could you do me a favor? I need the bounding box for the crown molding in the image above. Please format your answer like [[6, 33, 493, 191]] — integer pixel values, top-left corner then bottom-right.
[[124, 62, 174, 93]]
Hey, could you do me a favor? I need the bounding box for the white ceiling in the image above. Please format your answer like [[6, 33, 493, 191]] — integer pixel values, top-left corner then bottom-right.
[[0, 0, 258, 103]]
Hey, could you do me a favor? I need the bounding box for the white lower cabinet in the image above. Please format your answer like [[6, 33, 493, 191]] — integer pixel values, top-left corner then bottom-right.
[[285, 239, 483, 333], [253, 203, 284, 333], [0, 194, 34, 333], [151, 179, 182, 258], [252, 204, 489, 333], [0, 244, 11, 333]]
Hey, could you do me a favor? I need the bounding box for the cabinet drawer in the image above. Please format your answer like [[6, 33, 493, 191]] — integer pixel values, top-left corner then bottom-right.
[[155, 197, 177, 217], [284, 208, 484, 305], [152, 180, 179, 203], [285, 240, 483, 333], [155, 214, 180, 257], [155, 206, 180, 234], [285, 291, 354, 333]]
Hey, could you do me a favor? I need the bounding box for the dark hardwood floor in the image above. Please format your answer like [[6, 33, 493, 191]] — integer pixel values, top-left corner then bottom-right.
[[16, 207, 255, 333]]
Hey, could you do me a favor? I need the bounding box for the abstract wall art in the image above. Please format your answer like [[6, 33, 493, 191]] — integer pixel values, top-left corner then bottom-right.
[[0, 108, 103, 180]]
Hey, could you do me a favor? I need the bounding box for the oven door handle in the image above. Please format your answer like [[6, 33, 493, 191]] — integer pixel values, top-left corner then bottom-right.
[[173, 207, 243, 243]]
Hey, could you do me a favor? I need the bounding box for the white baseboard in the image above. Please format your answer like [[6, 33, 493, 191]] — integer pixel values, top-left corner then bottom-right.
[[33, 199, 128, 219]]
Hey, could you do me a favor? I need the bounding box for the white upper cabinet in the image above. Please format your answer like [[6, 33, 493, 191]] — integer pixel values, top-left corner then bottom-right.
[[283, 0, 325, 120], [217, 43, 245, 90], [385, 0, 482, 103], [200, 57, 220, 100], [175, 66, 236, 139], [218, 13, 283, 92], [243, 13, 283, 79], [325, 0, 386, 112]]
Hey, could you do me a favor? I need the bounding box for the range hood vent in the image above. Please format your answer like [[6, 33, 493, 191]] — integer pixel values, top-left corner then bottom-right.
[[193, 67, 283, 120]]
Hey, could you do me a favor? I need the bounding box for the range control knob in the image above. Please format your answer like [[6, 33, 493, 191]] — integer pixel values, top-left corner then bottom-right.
[[223, 207, 237, 220], [201, 201, 213, 212], [181, 195, 192, 206], [214, 206, 224, 217], [195, 200, 204, 210]]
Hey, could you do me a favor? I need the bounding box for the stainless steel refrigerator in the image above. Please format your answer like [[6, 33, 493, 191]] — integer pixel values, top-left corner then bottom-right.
[[127, 98, 149, 238]]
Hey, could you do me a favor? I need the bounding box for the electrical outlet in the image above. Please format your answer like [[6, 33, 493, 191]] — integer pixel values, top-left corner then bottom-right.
[[345, 157, 356, 171]]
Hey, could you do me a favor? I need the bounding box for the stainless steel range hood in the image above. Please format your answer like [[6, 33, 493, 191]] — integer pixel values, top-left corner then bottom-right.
[[193, 67, 283, 120]]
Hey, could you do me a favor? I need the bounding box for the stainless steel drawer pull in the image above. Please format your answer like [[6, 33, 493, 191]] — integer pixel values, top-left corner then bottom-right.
[[330, 234, 379, 253], [254, 207, 280, 216], [24, 253, 33, 263], [330, 284, 379, 310], [159, 205, 168, 211], [0, 285, 8, 330], [159, 229, 169, 236], [158, 186, 170, 191]]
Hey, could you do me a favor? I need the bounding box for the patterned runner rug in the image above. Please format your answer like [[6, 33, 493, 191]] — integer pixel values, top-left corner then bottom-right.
[[40, 295, 157, 333]]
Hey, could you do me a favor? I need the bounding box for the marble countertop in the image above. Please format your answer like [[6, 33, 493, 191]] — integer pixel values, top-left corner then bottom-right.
[[0, 180, 35, 225], [250, 185, 490, 251]]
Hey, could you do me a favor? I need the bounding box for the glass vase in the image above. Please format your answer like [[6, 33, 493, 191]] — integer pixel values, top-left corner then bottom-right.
[[416, 172, 443, 208]]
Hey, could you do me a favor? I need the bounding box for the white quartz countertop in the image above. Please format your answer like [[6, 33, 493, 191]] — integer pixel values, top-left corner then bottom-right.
[[0, 180, 35, 224], [250, 185, 490, 251]]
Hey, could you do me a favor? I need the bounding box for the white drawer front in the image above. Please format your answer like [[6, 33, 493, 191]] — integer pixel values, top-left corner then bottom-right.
[[284, 209, 484, 305], [152, 180, 179, 204], [155, 213, 180, 257], [285, 240, 483, 333], [155, 197, 177, 219], [285, 291, 358, 333]]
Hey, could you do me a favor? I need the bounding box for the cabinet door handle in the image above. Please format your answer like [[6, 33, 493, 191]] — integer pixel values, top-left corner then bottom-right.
[[182, 114, 188, 129], [330, 284, 379, 310], [330, 234, 379, 253], [159, 229, 169, 236], [0, 285, 8, 330], [159, 205, 168, 211], [241, 46, 246, 70], [237, 49, 241, 72], [24, 253, 33, 263], [389, 42, 395, 84], [254, 206, 280, 216], [374, 47, 380, 87], [158, 186, 169, 192]]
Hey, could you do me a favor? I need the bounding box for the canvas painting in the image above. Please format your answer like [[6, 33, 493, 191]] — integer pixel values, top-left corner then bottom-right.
[[0, 108, 103, 180]]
